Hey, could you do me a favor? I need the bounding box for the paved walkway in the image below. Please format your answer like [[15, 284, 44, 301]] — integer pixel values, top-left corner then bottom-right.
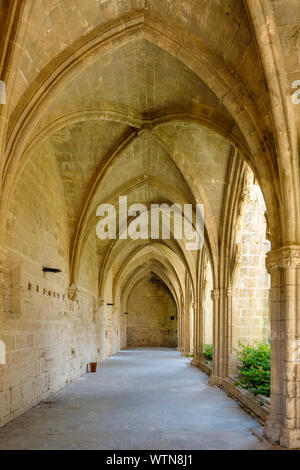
[[0, 348, 271, 450]]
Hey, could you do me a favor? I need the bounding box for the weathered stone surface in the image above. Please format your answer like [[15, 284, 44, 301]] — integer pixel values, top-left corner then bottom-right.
[[0, 0, 299, 450]]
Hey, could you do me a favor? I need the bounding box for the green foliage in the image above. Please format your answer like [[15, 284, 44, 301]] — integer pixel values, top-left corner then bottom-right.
[[234, 342, 270, 397], [202, 344, 213, 361]]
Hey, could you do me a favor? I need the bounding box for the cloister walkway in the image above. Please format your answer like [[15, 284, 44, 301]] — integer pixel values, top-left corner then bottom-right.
[[0, 349, 272, 450]]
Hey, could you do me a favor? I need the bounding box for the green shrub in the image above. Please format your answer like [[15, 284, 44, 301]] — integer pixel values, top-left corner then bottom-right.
[[234, 342, 270, 397], [202, 344, 213, 361]]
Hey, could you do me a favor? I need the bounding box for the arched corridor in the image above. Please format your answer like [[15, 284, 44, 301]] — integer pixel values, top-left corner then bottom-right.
[[0, 0, 300, 450]]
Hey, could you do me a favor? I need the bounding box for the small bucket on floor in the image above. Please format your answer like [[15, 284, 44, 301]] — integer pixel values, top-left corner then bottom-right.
[[89, 362, 97, 373]]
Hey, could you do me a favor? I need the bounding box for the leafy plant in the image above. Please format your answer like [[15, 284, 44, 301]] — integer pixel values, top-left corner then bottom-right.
[[202, 344, 213, 361], [234, 342, 270, 397]]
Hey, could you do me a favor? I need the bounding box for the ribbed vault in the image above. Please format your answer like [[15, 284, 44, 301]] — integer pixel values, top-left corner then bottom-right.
[[1, 0, 300, 449], [2, 3, 280, 356]]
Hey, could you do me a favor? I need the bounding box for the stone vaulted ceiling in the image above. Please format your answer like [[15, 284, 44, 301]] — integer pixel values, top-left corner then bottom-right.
[[1, 1, 300, 448], [26, 34, 236, 287], [2, 0, 293, 298]]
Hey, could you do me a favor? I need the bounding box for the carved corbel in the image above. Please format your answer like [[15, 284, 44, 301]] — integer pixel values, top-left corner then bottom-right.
[[211, 288, 220, 301], [68, 284, 78, 301], [226, 286, 232, 298]]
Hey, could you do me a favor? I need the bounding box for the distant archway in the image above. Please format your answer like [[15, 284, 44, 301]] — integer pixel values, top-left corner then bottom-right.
[[126, 274, 177, 348], [230, 170, 270, 374]]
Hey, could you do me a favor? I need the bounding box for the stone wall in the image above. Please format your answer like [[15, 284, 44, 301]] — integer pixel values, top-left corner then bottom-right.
[[127, 276, 177, 348], [0, 147, 105, 428]]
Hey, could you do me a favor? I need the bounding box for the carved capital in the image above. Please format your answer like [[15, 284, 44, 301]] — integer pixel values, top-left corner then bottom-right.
[[68, 284, 78, 301], [226, 287, 233, 298], [266, 246, 300, 273], [211, 288, 220, 300]]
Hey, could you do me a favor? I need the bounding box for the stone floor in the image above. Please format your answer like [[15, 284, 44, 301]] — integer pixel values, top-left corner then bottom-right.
[[0, 348, 272, 450]]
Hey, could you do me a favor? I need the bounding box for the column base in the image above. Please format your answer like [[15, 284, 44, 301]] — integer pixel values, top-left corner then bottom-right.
[[182, 351, 192, 357], [280, 428, 300, 449], [190, 358, 199, 367], [264, 418, 300, 448], [208, 374, 222, 386], [263, 419, 281, 443]]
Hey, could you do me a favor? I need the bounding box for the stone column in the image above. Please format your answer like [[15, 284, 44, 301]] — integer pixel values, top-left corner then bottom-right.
[[183, 277, 192, 357], [176, 303, 183, 352], [191, 301, 199, 366], [176, 307, 181, 351], [209, 288, 221, 385], [0, 246, 8, 315], [226, 286, 235, 376], [264, 246, 300, 448], [183, 300, 191, 356], [197, 301, 204, 362], [180, 307, 184, 352]]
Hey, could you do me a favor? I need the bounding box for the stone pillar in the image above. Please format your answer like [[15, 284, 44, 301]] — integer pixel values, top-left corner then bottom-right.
[[0, 246, 8, 315], [180, 307, 184, 352], [176, 307, 181, 351], [191, 301, 199, 366], [264, 246, 300, 448], [176, 304, 183, 352], [121, 309, 127, 350], [209, 288, 221, 385], [183, 300, 191, 356], [183, 276, 192, 357], [226, 286, 235, 376]]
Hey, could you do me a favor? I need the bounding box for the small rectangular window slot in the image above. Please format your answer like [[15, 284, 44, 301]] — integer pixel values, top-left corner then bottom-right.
[[42, 267, 62, 273]]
